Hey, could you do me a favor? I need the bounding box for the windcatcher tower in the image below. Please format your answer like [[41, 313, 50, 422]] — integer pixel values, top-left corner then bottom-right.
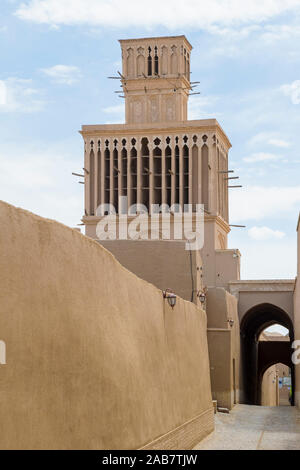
[[120, 36, 191, 124], [80, 35, 240, 297]]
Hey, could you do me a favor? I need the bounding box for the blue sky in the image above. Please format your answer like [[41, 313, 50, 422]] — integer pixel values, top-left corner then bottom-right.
[[1, 0, 300, 280]]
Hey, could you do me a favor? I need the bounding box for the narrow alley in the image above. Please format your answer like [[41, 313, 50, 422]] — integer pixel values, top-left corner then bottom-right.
[[194, 405, 300, 450]]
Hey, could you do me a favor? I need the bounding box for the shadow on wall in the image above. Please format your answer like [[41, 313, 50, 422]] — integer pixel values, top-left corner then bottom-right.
[[0, 200, 213, 450]]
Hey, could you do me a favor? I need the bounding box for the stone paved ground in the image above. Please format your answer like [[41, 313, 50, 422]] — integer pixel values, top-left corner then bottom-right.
[[194, 404, 300, 450]]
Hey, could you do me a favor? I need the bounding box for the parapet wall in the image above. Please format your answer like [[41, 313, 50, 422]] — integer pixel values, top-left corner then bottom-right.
[[0, 201, 213, 449]]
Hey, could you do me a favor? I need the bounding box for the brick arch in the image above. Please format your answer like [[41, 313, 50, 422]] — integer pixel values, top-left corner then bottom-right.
[[240, 303, 294, 405]]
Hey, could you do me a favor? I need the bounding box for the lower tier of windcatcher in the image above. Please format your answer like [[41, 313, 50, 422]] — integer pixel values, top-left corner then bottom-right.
[[81, 128, 229, 222]]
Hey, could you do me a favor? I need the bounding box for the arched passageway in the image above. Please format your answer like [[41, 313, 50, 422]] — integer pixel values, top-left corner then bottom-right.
[[240, 303, 294, 405], [261, 363, 292, 406]]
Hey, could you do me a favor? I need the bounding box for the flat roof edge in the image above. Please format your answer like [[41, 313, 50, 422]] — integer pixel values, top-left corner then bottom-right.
[[80, 119, 231, 148], [119, 35, 192, 49]]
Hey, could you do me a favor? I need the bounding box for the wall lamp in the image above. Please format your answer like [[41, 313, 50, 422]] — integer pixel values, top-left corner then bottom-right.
[[227, 318, 234, 328], [197, 287, 207, 304], [197, 291, 206, 303], [163, 289, 177, 309]]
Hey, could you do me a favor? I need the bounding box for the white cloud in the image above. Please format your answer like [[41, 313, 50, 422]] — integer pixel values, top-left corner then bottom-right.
[[102, 103, 125, 123], [0, 78, 44, 112], [102, 104, 124, 115], [207, 21, 300, 42], [229, 232, 297, 279], [188, 95, 220, 120], [0, 81, 6, 105], [40, 65, 81, 85], [268, 138, 291, 148], [0, 141, 83, 227], [248, 226, 285, 241], [259, 23, 300, 43], [248, 133, 291, 148], [200, 21, 300, 62], [230, 185, 300, 222], [281, 80, 300, 104], [247, 132, 272, 146], [15, 0, 300, 29], [243, 152, 282, 163]]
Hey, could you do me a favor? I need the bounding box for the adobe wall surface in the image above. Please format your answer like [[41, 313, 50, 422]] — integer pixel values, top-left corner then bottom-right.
[[0, 201, 213, 449], [295, 216, 300, 409], [98, 239, 202, 304], [295, 277, 300, 409], [206, 288, 241, 409]]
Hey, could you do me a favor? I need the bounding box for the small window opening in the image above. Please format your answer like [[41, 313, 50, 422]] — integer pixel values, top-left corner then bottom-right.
[[148, 47, 152, 76], [154, 46, 159, 75]]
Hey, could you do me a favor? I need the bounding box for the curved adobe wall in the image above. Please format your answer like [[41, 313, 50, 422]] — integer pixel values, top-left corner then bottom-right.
[[0, 201, 213, 449], [295, 217, 300, 409]]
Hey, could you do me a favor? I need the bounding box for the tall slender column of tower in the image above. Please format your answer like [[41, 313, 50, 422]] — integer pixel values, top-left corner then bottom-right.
[[188, 134, 193, 209], [117, 138, 122, 212], [179, 135, 184, 209], [149, 138, 154, 214], [161, 137, 166, 207], [136, 136, 142, 208], [109, 139, 114, 210], [89, 139, 95, 216], [127, 139, 132, 211], [170, 135, 176, 208]]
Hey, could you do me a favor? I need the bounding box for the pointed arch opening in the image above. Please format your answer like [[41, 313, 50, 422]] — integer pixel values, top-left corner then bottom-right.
[[113, 145, 118, 213], [130, 146, 137, 207], [89, 149, 95, 215], [97, 148, 101, 207], [147, 47, 152, 76], [121, 147, 127, 196], [201, 144, 209, 211], [261, 362, 292, 407], [175, 144, 180, 205], [141, 138, 150, 211], [104, 145, 110, 205], [137, 49, 145, 77], [153, 145, 162, 205], [170, 46, 177, 75], [126, 47, 134, 78], [192, 144, 198, 211], [241, 303, 294, 406], [165, 144, 172, 207], [183, 144, 189, 206], [161, 46, 168, 75], [154, 46, 159, 75]]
